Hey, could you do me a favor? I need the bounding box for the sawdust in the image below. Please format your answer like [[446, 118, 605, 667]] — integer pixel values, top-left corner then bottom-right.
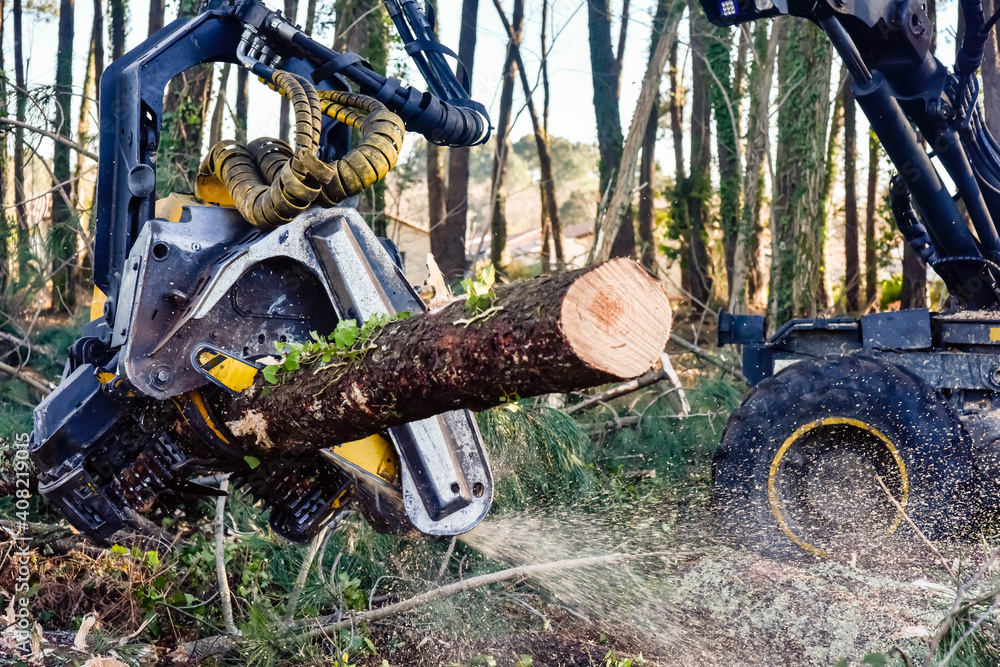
[[225, 409, 275, 449]]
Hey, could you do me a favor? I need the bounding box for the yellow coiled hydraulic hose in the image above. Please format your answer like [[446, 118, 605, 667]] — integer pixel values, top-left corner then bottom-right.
[[196, 70, 405, 229]]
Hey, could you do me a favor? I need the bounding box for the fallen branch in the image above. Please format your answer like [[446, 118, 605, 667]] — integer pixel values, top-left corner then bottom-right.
[[177, 550, 682, 661], [668, 334, 747, 384], [214, 476, 240, 636], [565, 366, 668, 415], [0, 360, 55, 395]]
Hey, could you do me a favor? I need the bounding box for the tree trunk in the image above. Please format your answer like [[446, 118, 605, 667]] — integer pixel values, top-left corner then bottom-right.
[[687, 2, 713, 307], [209, 64, 232, 147], [489, 0, 523, 270], [12, 0, 29, 286], [92, 0, 104, 88], [844, 84, 859, 313], [51, 0, 76, 312], [866, 133, 879, 308], [425, 0, 446, 269], [667, 38, 689, 293], [982, 0, 1000, 134], [0, 0, 7, 294], [588, 0, 634, 259], [592, 5, 680, 264], [148, 0, 165, 36], [637, 101, 658, 272], [304, 0, 318, 34], [730, 22, 777, 313], [279, 0, 299, 144], [771, 17, 832, 322], [110, 0, 126, 60], [75, 30, 95, 208], [707, 24, 740, 300], [436, 0, 478, 282], [235, 67, 248, 144], [220, 259, 672, 456]]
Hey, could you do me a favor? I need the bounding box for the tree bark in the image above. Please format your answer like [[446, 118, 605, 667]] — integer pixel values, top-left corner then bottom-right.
[[92, 0, 104, 87], [235, 67, 249, 144], [707, 23, 740, 300], [110, 0, 126, 60], [866, 133, 879, 308], [51, 0, 76, 312], [982, 0, 1000, 134], [436, 0, 478, 281], [304, 0, 317, 34], [12, 0, 29, 285], [844, 84, 859, 313], [279, 0, 299, 144], [730, 21, 777, 313], [588, 0, 634, 259], [592, 5, 680, 264], [489, 0, 523, 270], [148, 0, 164, 36], [771, 17, 832, 322], [219, 259, 672, 456], [0, 0, 7, 293], [637, 100, 658, 272], [209, 63, 232, 147], [425, 0, 446, 266], [686, 1, 713, 307]]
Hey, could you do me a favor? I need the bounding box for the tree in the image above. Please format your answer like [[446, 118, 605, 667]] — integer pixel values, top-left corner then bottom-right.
[[684, 2, 714, 306], [730, 22, 777, 313], [92, 0, 105, 88], [981, 0, 1000, 134], [0, 0, 7, 293], [159, 0, 215, 193], [866, 132, 879, 307], [334, 0, 389, 236], [209, 64, 232, 147], [12, 0, 30, 285], [279, 0, 299, 144], [436, 0, 478, 281], [425, 0, 446, 271], [488, 0, 523, 270], [51, 0, 77, 312], [235, 68, 249, 144], [148, 0, 164, 36], [770, 18, 832, 322], [844, 85, 859, 312], [111, 0, 127, 59], [587, 0, 634, 259]]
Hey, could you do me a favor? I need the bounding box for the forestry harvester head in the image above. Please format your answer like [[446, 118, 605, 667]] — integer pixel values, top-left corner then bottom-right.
[[29, 0, 496, 543], [704, 0, 1000, 557]]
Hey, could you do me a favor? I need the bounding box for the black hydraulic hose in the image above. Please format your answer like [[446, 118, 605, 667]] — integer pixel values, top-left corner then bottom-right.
[[932, 129, 1000, 255], [889, 175, 939, 264], [958, 0, 989, 78]]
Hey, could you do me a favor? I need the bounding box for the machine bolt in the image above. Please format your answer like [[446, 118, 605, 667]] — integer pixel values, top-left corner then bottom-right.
[[154, 368, 171, 384], [990, 365, 1000, 388], [166, 289, 190, 307]]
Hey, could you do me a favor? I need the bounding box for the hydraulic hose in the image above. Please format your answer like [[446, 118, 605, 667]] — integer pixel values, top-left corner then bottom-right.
[[196, 71, 404, 229]]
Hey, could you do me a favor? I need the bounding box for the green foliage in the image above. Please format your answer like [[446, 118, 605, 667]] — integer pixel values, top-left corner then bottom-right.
[[461, 263, 497, 314], [263, 312, 409, 384]]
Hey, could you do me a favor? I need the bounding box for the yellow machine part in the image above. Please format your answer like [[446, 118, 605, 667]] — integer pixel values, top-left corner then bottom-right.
[[194, 348, 260, 394], [195, 71, 404, 229], [333, 434, 399, 484]]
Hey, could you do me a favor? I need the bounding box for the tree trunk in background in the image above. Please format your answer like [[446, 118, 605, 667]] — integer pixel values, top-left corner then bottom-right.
[[493, 0, 564, 271], [866, 133, 879, 307], [235, 67, 248, 144], [982, 0, 1000, 134], [667, 39, 689, 292], [111, 0, 126, 59], [159, 0, 214, 193], [335, 0, 388, 236], [279, 0, 299, 144], [637, 0, 672, 273], [0, 0, 8, 293], [540, 0, 556, 268], [708, 24, 740, 301], [51, 0, 76, 312], [437, 0, 478, 281], [148, 0, 164, 36], [686, 2, 713, 307], [731, 22, 777, 313], [902, 0, 933, 308], [771, 18, 832, 323], [588, 0, 634, 259], [75, 33, 95, 208], [12, 0, 29, 286], [425, 0, 446, 270], [489, 0, 523, 270], [92, 0, 104, 88], [304, 0, 317, 33], [844, 86, 860, 313], [210, 64, 232, 147], [822, 71, 846, 214]]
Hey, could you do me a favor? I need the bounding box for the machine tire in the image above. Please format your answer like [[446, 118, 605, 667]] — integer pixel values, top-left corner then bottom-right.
[[712, 355, 974, 559]]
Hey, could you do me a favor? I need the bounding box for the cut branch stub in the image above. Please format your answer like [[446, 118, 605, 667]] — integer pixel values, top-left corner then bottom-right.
[[219, 258, 672, 455]]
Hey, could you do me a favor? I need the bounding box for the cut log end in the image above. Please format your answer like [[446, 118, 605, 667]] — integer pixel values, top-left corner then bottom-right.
[[560, 259, 672, 379]]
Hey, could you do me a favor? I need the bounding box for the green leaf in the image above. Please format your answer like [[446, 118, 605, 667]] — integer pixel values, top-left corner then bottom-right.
[[262, 365, 279, 384], [244, 455, 260, 469], [274, 341, 286, 352], [334, 320, 360, 350], [145, 550, 160, 567], [110, 544, 129, 555]]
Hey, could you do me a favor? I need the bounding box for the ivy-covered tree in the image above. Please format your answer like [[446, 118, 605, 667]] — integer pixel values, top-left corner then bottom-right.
[[50, 0, 76, 312]]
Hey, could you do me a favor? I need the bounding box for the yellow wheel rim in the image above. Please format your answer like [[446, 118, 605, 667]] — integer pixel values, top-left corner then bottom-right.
[[767, 417, 909, 557]]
